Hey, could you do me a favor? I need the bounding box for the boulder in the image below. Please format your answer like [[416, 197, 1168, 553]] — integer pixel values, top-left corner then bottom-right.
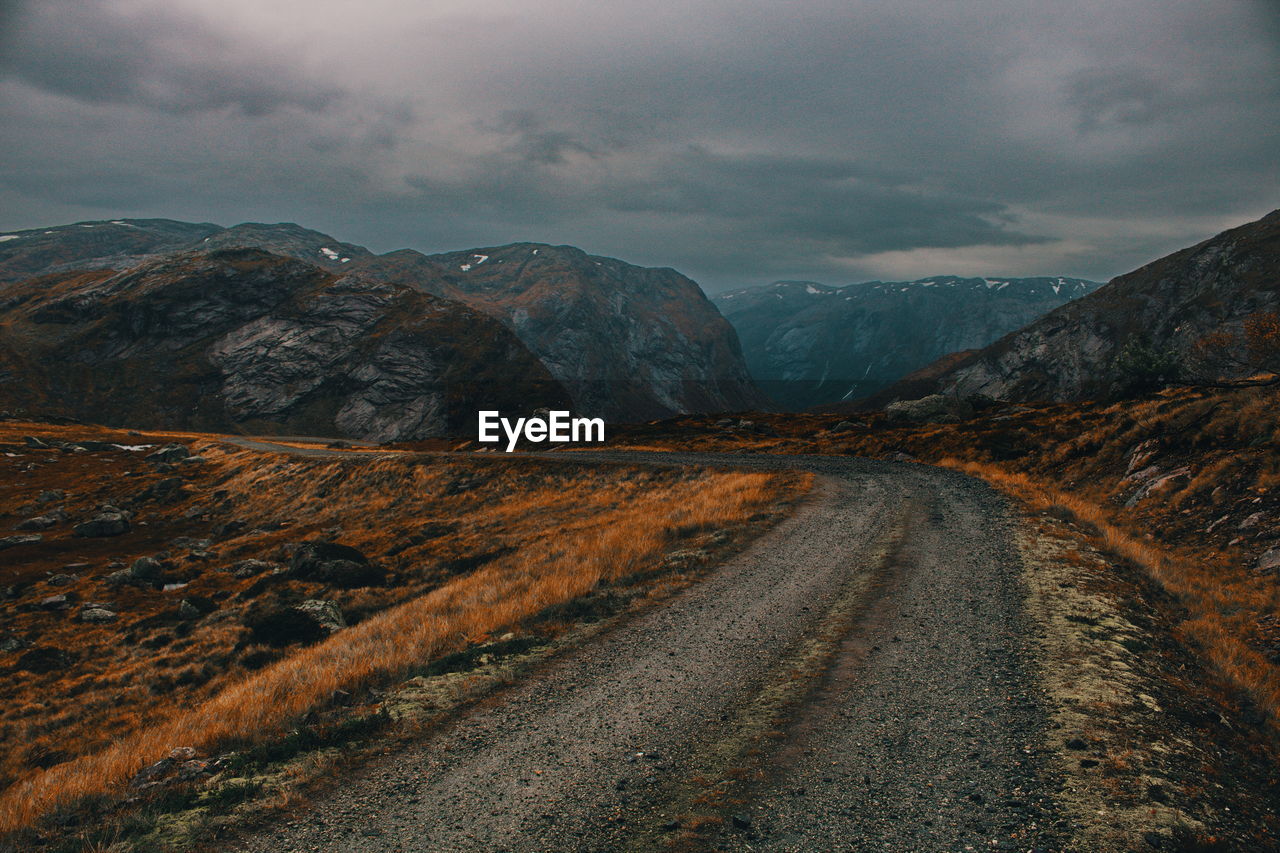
[[73, 507, 131, 538], [129, 748, 208, 791], [288, 541, 385, 588], [245, 599, 346, 647], [37, 489, 66, 504], [17, 510, 67, 531], [829, 420, 867, 433], [134, 477, 187, 504], [147, 444, 190, 464], [884, 394, 974, 424], [79, 605, 118, 623], [295, 599, 346, 633], [16, 646, 72, 673], [130, 556, 167, 582], [0, 635, 30, 653], [178, 596, 218, 620], [1257, 548, 1280, 575], [226, 559, 278, 579], [106, 555, 168, 589], [0, 534, 43, 550]]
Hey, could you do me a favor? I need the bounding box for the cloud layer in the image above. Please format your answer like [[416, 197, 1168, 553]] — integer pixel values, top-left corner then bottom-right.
[[1, 0, 1276, 290]]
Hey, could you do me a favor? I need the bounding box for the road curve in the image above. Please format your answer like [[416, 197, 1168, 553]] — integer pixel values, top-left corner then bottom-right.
[[227, 445, 1059, 852]]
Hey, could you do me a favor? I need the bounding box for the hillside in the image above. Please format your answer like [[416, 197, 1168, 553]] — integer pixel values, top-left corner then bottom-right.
[[353, 243, 767, 420], [1, 220, 766, 422], [714, 276, 1099, 409], [907, 210, 1280, 403], [0, 220, 222, 285], [0, 248, 567, 440]]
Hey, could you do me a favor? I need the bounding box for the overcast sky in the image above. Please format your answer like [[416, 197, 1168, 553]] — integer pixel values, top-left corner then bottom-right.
[[0, 1, 1276, 291]]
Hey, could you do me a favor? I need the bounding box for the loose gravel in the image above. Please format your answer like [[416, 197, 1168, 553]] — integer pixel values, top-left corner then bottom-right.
[[230, 450, 1060, 852]]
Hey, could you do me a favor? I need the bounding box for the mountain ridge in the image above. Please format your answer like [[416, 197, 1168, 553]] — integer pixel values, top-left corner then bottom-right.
[[0, 219, 766, 424], [889, 209, 1280, 403], [714, 274, 1101, 409]]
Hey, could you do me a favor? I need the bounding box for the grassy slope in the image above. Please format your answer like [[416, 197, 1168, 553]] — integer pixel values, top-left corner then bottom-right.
[[0, 421, 807, 839]]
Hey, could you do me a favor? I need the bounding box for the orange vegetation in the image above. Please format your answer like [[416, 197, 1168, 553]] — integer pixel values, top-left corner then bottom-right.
[[940, 458, 1280, 736], [0, 420, 806, 835]]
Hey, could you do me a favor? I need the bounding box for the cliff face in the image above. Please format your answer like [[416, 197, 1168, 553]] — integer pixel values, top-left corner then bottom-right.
[[354, 243, 767, 420], [714, 276, 1100, 409], [0, 249, 568, 440], [921, 210, 1280, 402]]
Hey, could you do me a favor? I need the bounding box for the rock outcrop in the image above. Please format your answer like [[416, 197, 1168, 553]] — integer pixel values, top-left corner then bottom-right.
[[713, 276, 1100, 410], [912, 210, 1280, 402], [0, 248, 569, 440]]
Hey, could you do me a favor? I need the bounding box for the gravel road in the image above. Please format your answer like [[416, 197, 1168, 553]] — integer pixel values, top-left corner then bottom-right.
[[228, 447, 1059, 852]]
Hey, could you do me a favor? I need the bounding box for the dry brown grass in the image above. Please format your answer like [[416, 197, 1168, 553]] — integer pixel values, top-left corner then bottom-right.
[[0, 425, 807, 835], [940, 457, 1280, 737]]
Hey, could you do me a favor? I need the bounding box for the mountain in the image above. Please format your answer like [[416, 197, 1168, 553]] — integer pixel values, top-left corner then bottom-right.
[[902, 209, 1280, 403], [197, 222, 374, 271], [351, 243, 767, 420], [0, 219, 221, 284], [0, 248, 568, 440], [713, 275, 1100, 409], [0, 219, 377, 284], [0, 220, 765, 422]]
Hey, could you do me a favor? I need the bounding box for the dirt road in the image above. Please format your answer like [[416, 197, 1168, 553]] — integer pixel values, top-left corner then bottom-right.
[[229, 446, 1060, 851]]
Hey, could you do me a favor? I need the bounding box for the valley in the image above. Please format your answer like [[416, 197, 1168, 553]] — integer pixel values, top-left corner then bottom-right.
[[1, 212, 1278, 852], [3, 3, 1276, 850]]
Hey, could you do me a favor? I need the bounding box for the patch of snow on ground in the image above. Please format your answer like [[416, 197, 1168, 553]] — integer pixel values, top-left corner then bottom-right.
[[0, 235, 19, 242], [341, 257, 350, 263], [319, 247, 340, 260], [1052, 284, 1061, 294], [112, 444, 156, 452], [532, 249, 539, 255], [109, 220, 135, 227], [460, 263, 472, 271], [472, 254, 489, 265], [805, 285, 828, 295], [996, 282, 1009, 290]]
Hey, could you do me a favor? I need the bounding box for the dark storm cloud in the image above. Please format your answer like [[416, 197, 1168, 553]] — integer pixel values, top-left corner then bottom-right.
[[0, 0, 339, 115], [0, 0, 1276, 290]]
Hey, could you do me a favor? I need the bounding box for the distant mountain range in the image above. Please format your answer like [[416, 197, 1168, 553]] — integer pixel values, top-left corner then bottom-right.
[[713, 275, 1100, 409], [883, 209, 1280, 404], [5, 210, 1269, 437], [0, 219, 762, 437]]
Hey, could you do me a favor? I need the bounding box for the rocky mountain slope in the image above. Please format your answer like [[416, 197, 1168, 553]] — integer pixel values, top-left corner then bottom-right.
[[713, 276, 1099, 409], [0, 249, 567, 440], [1, 220, 765, 422], [905, 209, 1280, 403], [351, 243, 766, 420], [0, 219, 376, 284], [0, 219, 221, 284]]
